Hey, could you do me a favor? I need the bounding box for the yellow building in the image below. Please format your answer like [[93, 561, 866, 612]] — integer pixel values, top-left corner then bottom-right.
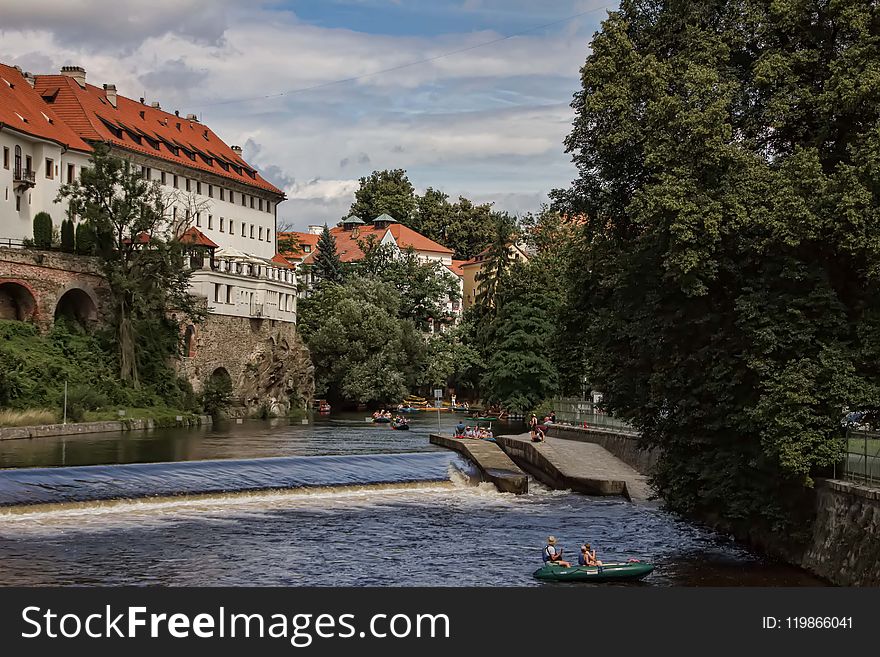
[[460, 243, 530, 311]]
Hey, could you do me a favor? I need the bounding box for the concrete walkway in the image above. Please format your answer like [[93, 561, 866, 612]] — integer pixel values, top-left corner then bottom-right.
[[429, 434, 528, 494], [496, 433, 652, 502]]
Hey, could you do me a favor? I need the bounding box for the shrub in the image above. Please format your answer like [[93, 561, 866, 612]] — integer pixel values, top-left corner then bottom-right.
[[60, 218, 75, 252], [63, 384, 108, 423], [33, 212, 53, 248], [75, 221, 96, 255], [201, 375, 233, 418]]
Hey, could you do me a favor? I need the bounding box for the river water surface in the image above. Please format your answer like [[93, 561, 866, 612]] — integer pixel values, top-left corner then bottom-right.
[[0, 412, 824, 586]]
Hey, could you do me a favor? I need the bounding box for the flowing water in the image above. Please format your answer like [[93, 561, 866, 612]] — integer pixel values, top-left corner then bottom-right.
[[0, 412, 824, 586]]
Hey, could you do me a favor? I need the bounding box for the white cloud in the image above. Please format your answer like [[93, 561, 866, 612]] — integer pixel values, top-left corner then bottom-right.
[[0, 1, 601, 227]]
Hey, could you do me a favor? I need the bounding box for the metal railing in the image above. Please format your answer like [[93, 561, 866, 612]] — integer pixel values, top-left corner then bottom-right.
[[548, 397, 638, 435], [841, 429, 880, 486], [13, 166, 35, 186]]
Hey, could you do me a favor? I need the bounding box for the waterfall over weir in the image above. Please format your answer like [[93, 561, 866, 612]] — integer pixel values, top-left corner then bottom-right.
[[0, 452, 460, 507]]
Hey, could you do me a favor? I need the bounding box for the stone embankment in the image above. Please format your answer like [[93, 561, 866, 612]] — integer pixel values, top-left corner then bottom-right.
[[429, 434, 528, 494], [0, 415, 211, 441], [496, 432, 651, 502]]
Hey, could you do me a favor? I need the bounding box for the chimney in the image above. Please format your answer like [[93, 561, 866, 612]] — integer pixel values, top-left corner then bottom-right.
[[231, 145, 242, 155], [186, 113, 198, 122], [24, 72, 35, 88], [151, 101, 161, 109], [60, 65, 86, 88], [174, 110, 180, 117], [139, 97, 145, 104], [103, 84, 117, 108], [308, 225, 323, 235]]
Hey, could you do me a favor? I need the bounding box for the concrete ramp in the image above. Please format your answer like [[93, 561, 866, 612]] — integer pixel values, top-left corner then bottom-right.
[[496, 433, 652, 502], [429, 434, 528, 494]]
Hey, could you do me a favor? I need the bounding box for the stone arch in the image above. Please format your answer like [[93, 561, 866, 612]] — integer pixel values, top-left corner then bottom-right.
[[184, 324, 197, 358], [0, 280, 37, 321], [210, 366, 232, 386], [54, 285, 98, 327]]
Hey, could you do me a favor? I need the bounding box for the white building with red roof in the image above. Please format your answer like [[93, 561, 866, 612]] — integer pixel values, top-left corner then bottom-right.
[[280, 214, 464, 329], [1, 63, 297, 324]]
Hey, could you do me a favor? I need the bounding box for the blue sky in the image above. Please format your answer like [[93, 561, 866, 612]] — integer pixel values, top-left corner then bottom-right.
[[0, 0, 616, 229]]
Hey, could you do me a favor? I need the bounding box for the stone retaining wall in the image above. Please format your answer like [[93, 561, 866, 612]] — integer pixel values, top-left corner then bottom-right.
[[0, 415, 211, 441], [801, 480, 880, 586]]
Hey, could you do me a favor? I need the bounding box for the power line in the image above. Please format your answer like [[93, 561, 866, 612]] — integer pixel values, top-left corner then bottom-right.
[[194, 6, 609, 110]]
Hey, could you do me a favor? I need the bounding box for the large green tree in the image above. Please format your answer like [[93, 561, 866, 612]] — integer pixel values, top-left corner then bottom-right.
[[552, 0, 880, 536], [58, 144, 202, 386], [298, 277, 425, 404], [349, 169, 416, 224]]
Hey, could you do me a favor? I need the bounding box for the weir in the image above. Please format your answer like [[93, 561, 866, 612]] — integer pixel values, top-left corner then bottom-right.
[[429, 434, 528, 494], [0, 452, 460, 507]]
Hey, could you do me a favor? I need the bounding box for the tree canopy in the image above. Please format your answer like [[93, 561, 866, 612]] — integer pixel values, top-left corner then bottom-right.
[[551, 0, 880, 535]]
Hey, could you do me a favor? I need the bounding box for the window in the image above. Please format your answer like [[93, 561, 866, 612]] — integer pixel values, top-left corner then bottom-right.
[[161, 171, 167, 185], [250, 224, 254, 239], [220, 188, 225, 202], [208, 184, 213, 198], [259, 226, 264, 241], [249, 196, 254, 209], [304, 245, 311, 253], [214, 283, 221, 303], [241, 223, 246, 237], [45, 158, 54, 179], [258, 199, 263, 211], [185, 178, 191, 192], [173, 175, 179, 188], [266, 229, 271, 243], [26, 154, 32, 175], [226, 286, 232, 304], [196, 212, 201, 228], [173, 206, 177, 222], [16, 195, 21, 211], [208, 215, 214, 230], [241, 194, 246, 207], [267, 202, 272, 214], [220, 217, 225, 233], [229, 220, 234, 235], [67, 164, 75, 183], [196, 181, 202, 195], [3, 147, 8, 169]]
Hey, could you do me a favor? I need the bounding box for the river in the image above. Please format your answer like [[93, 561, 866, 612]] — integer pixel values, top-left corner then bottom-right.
[[0, 412, 824, 586]]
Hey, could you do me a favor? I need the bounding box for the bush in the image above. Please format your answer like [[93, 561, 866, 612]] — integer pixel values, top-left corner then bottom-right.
[[63, 384, 108, 423], [201, 375, 233, 418], [33, 212, 53, 248], [75, 221, 96, 255], [60, 218, 75, 252]]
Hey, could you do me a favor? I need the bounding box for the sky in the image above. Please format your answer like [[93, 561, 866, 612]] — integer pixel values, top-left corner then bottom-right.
[[0, 0, 616, 230]]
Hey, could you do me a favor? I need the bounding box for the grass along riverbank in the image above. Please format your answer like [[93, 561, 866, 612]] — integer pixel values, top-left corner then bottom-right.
[[0, 407, 202, 428]]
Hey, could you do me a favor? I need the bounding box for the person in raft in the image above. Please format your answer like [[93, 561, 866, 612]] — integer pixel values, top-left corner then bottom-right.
[[542, 536, 571, 568], [579, 543, 603, 567]]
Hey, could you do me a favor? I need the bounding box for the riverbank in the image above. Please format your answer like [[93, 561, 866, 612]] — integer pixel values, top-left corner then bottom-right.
[[548, 423, 880, 586], [0, 413, 210, 441]]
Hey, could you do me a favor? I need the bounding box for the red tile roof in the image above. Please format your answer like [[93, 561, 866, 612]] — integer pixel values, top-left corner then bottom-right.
[[447, 259, 467, 277], [32, 73, 283, 196], [271, 253, 294, 269], [179, 226, 218, 248], [300, 224, 453, 265], [278, 231, 320, 259], [0, 64, 91, 153]]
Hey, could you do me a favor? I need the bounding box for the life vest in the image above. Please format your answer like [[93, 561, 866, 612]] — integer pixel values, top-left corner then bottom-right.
[[542, 545, 556, 562]]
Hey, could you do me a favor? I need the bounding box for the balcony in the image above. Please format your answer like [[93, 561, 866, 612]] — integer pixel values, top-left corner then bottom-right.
[[13, 166, 36, 190]]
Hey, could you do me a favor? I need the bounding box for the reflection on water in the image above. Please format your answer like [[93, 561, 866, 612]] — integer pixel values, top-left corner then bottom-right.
[[0, 412, 492, 469]]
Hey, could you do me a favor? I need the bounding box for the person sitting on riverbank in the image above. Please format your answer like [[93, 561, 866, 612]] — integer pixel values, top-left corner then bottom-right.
[[542, 536, 570, 568], [579, 543, 602, 567], [464, 426, 475, 438], [455, 421, 466, 437]]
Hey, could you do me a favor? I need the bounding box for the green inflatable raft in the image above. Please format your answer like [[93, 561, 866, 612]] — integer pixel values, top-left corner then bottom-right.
[[533, 562, 654, 583]]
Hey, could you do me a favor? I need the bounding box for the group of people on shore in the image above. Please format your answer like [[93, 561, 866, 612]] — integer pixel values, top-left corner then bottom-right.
[[542, 536, 602, 568], [454, 421, 493, 440], [529, 411, 556, 442]]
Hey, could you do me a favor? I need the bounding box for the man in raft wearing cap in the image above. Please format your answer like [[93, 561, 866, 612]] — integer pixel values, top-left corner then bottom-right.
[[542, 536, 571, 568]]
